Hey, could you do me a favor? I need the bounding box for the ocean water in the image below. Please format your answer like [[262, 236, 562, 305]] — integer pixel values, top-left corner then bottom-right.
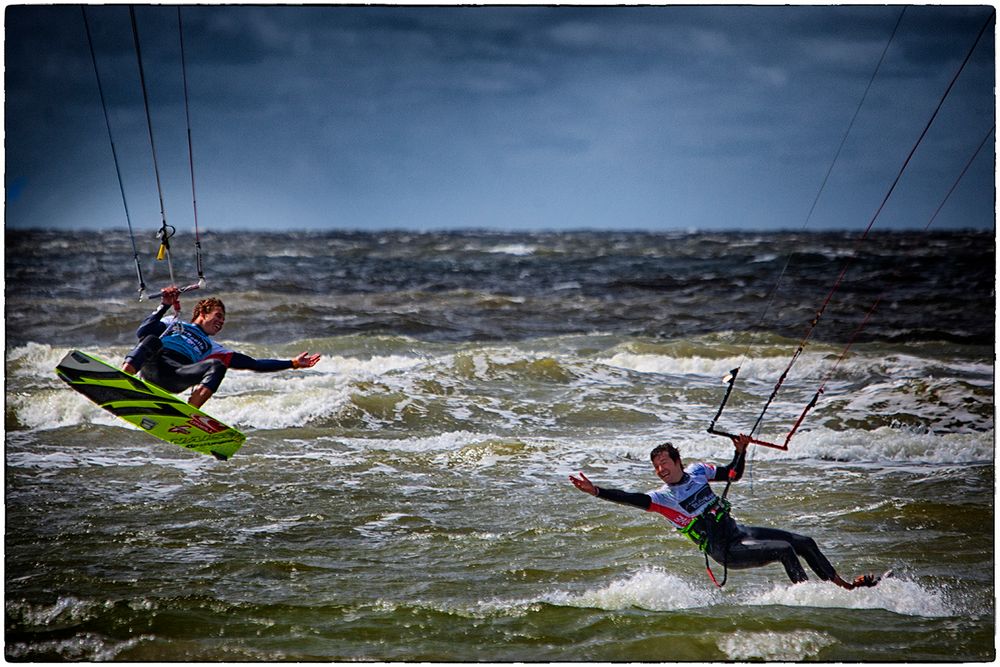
[[5, 229, 995, 661]]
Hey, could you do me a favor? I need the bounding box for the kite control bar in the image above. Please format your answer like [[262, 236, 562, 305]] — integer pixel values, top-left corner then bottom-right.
[[139, 279, 205, 302], [706, 425, 788, 451], [706, 366, 789, 451]]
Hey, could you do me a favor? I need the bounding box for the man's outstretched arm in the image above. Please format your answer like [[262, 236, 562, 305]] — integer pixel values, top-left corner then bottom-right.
[[216, 351, 321, 372], [569, 472, 651, 510]]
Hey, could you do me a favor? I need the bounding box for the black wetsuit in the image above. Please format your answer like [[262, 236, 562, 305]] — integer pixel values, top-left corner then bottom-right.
[[124, 303, 294, 395], [594, 451, 842, 584]]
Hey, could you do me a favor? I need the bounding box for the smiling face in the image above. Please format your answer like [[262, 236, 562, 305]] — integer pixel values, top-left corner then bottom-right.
[[194, 306, 226, 335], [652, 451, 685, 484], [191, 297, 226, 336]]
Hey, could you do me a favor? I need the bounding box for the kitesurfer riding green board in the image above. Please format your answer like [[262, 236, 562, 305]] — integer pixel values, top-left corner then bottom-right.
[[56, 285, 323, 460], [122, 285, 321, 408]]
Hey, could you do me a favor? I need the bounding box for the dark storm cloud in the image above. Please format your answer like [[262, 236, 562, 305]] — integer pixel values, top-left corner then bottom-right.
[[5, 5, 994, 232]]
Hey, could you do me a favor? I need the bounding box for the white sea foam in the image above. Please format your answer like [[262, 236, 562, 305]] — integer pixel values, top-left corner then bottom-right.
[[6, 595, 109, 628], [600, 350, 839, 390], [15, 343, 431, 432], [4, 597, 152, 660], [782, 426, 993, 464], [4, 438, 214, 473], [486, 243, 537, 256], [599, 347, 968, 390], [8, 341, 75, 370], [12, 385, 142, 432], [4, 632, 151, 662], [745, 575, 953, 618], [337, 430, 491, 453], [11, 340, 992, 467], [354, 512, 423, 540], [718, 630, 836, 661], [545, 568, 717, 611], [602, 351, 742, 377], [599, 344, 992, 396], [217, 371, 354, 430], [835, 375, 993, 432], [551, 420, 994, 468]]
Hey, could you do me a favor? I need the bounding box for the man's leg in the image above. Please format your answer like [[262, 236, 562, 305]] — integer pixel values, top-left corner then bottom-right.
[[173, 359, 226, 408], [122, 336, 162, 374], [139, 355, 227, 407], [189, 384, 214, 408], [721, 529, 811, 583], [736, 526, 859, 589]]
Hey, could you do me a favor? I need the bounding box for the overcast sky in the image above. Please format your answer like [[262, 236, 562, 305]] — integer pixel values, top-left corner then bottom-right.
[[5, 4, 995, 233]]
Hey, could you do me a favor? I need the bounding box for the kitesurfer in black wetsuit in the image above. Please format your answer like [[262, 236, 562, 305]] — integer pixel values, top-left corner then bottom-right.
[[121, 285, 321, 408], [569, 434, 880, 589]]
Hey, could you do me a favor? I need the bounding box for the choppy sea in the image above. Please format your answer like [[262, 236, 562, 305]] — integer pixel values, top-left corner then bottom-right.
[[5, 229, 995, 661]]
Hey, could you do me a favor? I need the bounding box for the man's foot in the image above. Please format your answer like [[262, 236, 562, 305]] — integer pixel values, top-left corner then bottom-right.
[[122, 362, 137, 375], [832, 570, 891, 590], [852, 570, 891, 589]]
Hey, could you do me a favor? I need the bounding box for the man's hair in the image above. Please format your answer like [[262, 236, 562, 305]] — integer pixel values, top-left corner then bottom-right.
[[650, 442, 681, 464], [193, 297, 225, 321]]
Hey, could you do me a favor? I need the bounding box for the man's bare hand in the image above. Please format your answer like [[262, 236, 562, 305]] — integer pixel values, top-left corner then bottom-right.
[[569, 471, 598, 496]]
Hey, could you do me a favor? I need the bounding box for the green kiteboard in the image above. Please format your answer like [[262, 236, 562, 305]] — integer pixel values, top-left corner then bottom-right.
[[55, 349, 245, 460]]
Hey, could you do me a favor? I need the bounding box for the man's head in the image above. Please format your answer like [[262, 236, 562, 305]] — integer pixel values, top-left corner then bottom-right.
[[192, 297, 226, 335], [650, 441, 684, 484]]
